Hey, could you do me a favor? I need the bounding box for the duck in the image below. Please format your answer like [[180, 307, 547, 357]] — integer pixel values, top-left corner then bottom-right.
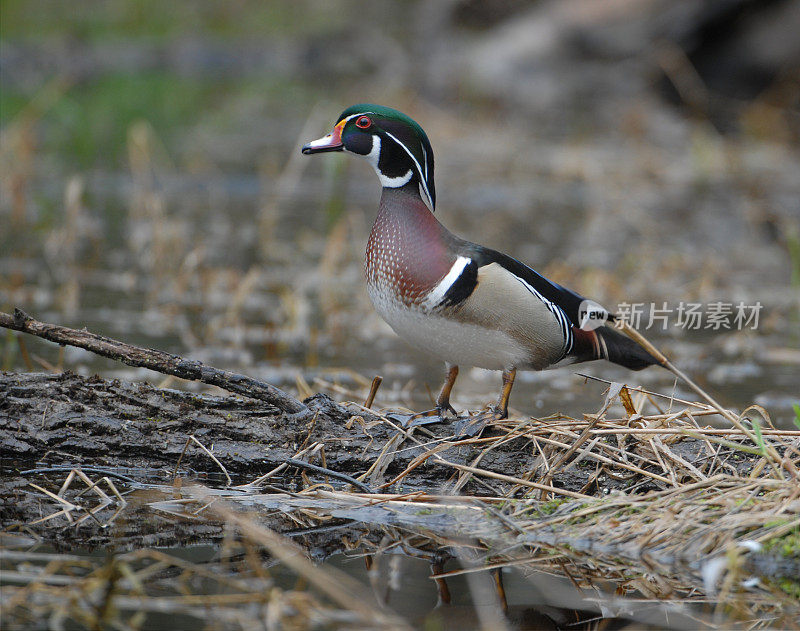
[[302, 104, 658, 431]]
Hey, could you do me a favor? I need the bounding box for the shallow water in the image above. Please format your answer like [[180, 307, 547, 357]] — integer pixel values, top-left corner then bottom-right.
[[0, 482, 714, 631]]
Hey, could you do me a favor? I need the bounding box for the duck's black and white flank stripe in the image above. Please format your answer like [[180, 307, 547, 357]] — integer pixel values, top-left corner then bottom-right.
[[423, 250, 576, 358]]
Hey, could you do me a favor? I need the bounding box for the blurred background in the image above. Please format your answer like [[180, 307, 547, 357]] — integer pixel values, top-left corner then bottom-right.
[[1, 0, 799, 426]]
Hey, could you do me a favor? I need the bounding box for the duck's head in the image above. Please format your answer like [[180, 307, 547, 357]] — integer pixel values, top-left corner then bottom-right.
[[302, 104, 436, 210]]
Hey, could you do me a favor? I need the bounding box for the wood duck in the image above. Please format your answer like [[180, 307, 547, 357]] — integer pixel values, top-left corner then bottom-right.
[[302, 104, 658, 429]]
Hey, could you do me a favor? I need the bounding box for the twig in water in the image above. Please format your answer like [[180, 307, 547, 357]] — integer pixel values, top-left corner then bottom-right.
[[237, 442, 321, 490], [20, 466, 143, 487], [285, 458, 375, 494]]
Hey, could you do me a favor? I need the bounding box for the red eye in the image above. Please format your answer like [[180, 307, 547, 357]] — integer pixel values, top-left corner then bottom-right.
[[355, 116, 372, 129]]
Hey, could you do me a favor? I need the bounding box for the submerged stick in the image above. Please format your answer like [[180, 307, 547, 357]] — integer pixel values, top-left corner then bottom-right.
[[0, 308, 310, 416], [284, 458, 375, 494]]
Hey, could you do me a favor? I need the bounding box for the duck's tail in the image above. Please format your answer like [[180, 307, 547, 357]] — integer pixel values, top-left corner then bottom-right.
[[570, 324, 661, 370]]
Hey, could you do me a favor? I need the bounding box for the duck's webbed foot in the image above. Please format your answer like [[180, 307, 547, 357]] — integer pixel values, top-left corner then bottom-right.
[[453, 406, 504, 437], [389, 363, 461, 429], [453, 367, 516, 438], [391, 404, 457, 429], [436, 400, 457, 418]]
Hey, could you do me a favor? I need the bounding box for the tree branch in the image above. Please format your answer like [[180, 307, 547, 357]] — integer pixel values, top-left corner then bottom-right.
[[0, 308, 309, 416]]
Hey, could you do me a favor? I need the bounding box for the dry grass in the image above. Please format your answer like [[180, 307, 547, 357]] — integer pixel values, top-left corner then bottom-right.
[[2, 538, 409, 631]]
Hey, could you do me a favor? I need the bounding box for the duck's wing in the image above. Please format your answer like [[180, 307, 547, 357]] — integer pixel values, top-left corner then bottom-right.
[[427, 242, 657, 370]]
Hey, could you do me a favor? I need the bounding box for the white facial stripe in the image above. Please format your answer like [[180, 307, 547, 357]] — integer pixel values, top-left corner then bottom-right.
[[341, 111, 374, 128], [383, 130, 434, 210], [422, 256, 471, 309], [419, 182, 433, 212]]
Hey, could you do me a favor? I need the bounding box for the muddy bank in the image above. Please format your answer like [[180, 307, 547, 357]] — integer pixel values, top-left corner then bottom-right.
[[1, 370, 768, 544]]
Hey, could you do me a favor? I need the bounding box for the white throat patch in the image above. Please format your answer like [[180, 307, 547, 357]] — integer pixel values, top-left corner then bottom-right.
[[364, 135, 412, 188], [384, 130, 434, 210]]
